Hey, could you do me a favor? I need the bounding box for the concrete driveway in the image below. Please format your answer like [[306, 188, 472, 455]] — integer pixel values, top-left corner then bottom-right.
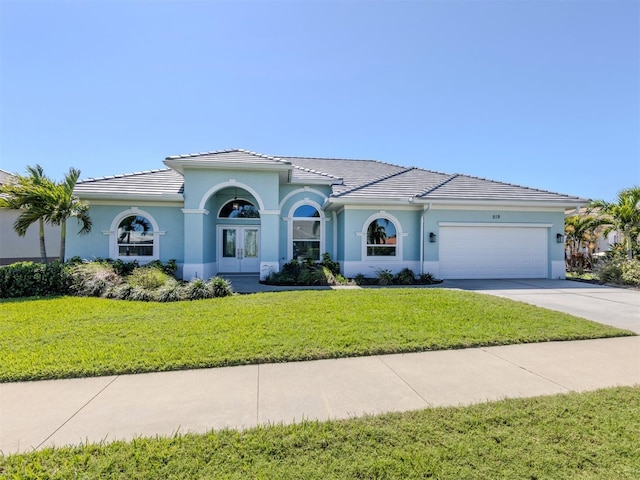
[[443, 279, 640, 334]]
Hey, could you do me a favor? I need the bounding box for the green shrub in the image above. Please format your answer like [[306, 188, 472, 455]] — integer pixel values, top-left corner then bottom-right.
[[596, 257, 640, 286], [209, 276, 234, 297], [419, 272, 437, 284], [353, 273, 367, 285], [153, 279, 184, 302], [596, 257, 624, 284], [69, 262, 121, 297], [145, 259, 178, 276], [127, 267, 171, 289], [320, 252, 340, 276], [310, 266, 332, 286], [105, 283, 133, 300], [395, 267, 416, 285], [183, 278, 210, 300], [0, 261, 71, 298], [102, 258, 139, 277], [373, 268, 393, 286], [621, 259, 640, 286]]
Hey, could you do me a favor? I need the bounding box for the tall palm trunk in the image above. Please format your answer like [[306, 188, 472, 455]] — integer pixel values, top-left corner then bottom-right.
[[38, 218, 47, 262], [59, 219, 66, 262]]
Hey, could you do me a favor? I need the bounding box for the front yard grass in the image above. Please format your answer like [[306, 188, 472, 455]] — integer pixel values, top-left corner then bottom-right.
[[2, 386, 639, 479], [0, 289, 632, 382]]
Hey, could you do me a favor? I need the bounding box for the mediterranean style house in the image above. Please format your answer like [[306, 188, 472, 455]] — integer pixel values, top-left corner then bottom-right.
[[68, 149, 586, 280]]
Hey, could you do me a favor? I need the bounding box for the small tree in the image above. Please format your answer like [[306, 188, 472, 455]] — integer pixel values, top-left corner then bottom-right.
[[590, 186, 640, 260], [0, 165, 92, 262], [0, 165, 56, 262], [48, 168, 92, 262], [564, 214, 604, 270]]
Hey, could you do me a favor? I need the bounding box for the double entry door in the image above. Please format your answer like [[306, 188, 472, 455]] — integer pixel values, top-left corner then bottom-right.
[[218, 226, 260, 273]]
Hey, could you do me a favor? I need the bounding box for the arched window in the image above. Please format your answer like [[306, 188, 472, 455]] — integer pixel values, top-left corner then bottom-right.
[[219, 199, 260, 218], [117, 215, 154, 257], [366, 218, 397, 257], [292, 204, 321, 261]]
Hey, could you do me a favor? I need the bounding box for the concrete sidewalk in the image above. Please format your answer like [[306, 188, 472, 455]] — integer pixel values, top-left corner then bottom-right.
[[2, 336, 639, 455]]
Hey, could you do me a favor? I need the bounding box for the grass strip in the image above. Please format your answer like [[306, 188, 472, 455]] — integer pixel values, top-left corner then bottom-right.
[[0, 289, 632, 382], [2, 386, 639, 479]]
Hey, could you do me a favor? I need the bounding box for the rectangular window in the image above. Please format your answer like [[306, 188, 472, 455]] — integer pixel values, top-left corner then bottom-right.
[[222, 229, 236, 258]]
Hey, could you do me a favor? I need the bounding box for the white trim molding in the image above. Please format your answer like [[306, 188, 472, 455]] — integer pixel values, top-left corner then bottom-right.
[[287, 199, 325, 261], [438, 222, 554, 228], [108, 208, 164, 262], [360, 211, 404, 262], [182, 208, 209, 215], [198, 181, 266, 211]]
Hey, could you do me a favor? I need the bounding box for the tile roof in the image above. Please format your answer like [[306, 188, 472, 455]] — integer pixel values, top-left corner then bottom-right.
[[165, 149, 291, 169], [73, 149, 586, 205], [74, 169, 184, 197], [281, 156, 406, 194], [0, 169, 16, 185], [418, 174, 583, 202]]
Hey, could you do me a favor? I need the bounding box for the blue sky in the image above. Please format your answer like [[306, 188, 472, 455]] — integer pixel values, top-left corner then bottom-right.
[[1, 0, 638, 202]]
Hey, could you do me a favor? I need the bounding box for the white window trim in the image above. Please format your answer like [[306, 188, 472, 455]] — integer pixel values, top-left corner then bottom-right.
[[359, 211, 405, 261], [287, 199, 325, 261], [106, 208, 165, 262]]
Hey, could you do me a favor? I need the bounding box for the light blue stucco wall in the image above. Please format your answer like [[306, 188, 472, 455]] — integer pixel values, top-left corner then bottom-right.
[[340, 208, 423, 262], [65, 204, 185, 262]]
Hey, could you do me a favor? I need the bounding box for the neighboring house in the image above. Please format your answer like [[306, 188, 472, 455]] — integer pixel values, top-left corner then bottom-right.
[[0, 169, 61, 265], [68, 149, 586, 280]]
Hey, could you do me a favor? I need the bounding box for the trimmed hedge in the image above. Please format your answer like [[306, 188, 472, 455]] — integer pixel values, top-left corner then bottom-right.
[[0, 261, 71, 298]]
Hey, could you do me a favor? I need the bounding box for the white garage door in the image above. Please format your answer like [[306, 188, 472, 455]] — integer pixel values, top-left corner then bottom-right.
[[439, 226, 548, 279]]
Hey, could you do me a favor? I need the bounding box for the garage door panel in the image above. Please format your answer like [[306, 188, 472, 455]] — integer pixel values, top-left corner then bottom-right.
[[439, 227, 547, 279]]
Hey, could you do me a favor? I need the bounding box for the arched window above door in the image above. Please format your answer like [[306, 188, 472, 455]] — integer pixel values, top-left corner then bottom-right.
[[218, 199, 260, 218]]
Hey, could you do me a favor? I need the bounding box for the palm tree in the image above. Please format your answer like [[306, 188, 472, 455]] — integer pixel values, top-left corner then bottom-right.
[[48, 167, 92, 261], [590, 186, 640, 260], [0, 165, 55, 262], [564, 214, 605, 270]]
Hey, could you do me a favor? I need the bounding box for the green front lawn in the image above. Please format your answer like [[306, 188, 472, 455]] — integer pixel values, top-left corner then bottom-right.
[[0, 289, 631, 382], [2, 387, 639, 478]]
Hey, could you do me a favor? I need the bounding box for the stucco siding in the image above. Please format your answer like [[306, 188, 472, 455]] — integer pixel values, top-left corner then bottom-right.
[[66, 204, 184, 263]]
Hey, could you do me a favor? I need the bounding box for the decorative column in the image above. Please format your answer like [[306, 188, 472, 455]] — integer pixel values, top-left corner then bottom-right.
[[259, 209, 280, 280], [181, 209, 208, 279]]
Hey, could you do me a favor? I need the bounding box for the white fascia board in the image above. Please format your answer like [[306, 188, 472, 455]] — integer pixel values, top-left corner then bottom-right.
[[289, 178, 337, 186], [415, 199, 584, 210], [439, 222, 553, 228], [325, 197, 416, 207], [78, 193, 184, 203], [164, 158, 292, 174]]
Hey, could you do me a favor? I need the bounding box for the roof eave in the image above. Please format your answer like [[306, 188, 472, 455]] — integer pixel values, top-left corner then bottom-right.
[[414, 198, 586, 208], [76, 192, 185, 202], [163, 158, 293, 175]]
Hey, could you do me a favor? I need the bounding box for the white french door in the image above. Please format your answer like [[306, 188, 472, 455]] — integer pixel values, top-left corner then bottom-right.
[[218, 226, 260, 273]]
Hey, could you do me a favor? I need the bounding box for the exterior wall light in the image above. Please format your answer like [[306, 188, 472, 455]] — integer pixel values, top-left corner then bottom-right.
[[556, 233, 565, 243], [429, 232, 437, 243]]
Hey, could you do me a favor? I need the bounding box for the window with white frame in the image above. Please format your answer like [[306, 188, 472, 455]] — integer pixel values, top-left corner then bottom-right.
[[117, 215, 154, 257], [366, 217, 397, 257], [292, 204, 321, 261], [219, 199, 260, 218]]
